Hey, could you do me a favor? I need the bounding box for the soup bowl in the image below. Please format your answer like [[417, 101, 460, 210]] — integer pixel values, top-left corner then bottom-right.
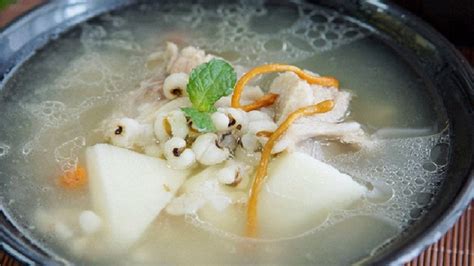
[[0, 0, 473, 265]]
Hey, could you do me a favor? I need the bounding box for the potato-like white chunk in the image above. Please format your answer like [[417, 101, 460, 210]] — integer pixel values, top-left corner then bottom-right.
[[258, 151, 367, 237], [86, 144, 191, 249]]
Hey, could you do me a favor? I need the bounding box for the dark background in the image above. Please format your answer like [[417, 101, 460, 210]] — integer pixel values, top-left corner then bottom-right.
[[393, 0, 473, 48], [391, 1, 474, 73]]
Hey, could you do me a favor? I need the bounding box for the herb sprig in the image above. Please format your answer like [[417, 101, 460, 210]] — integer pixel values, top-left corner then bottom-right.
[[182, 59, 236, 132]]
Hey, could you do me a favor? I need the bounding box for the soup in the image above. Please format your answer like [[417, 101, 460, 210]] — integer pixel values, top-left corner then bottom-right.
[[0, 1, 450, 265]]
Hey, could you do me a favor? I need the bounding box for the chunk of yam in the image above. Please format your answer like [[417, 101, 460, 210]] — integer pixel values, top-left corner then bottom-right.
[[86, 144, 191, 249], [258, 151, 367, 237]]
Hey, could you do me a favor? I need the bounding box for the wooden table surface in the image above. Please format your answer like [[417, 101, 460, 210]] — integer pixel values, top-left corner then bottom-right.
[[0, 1, 473, 265]]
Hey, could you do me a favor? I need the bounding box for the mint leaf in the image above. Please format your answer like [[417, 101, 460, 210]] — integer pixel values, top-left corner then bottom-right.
[[186, 59, 236, 112], [181, 107, 216, 133]]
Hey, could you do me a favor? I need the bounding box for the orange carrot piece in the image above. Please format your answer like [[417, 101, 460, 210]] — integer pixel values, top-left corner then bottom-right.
[[58, 166, 87, 189], [245, 100, 334, 237], [231, 64, 339, 110]]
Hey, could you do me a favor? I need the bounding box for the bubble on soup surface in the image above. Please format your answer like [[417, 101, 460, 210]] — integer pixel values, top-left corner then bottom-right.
[[263, 39, 286, 52], [422, 161, 437, 172], [310, 14, 328, 23], [189, 1, 368, 65], [321, 132, 448, 225], [430, 142, 449, 166], [21, 101, 70, 128], [414, 177, 426, 185], [414, 192, 433, 206], [54, 136, 86, 171], [0, 143, 10, 157], [409, 208, 423, 219], [366, 181, 393, 204], [21, 141, 34, 156]]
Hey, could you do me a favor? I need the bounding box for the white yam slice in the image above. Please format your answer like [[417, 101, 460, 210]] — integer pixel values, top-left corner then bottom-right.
[[258, 151, 367, 237], [86, 144, 191, 249]]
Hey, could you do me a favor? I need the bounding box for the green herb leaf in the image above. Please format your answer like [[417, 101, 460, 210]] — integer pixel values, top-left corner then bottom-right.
[[186, 59, 236, 112], [181, 107, 216, 133]]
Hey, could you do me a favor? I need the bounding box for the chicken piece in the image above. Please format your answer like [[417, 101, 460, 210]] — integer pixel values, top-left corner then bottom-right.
[[268, 71, 368, 152], [270, 72, 351, 124], [146, 42, 179, 70], [139, 44, 180, 100], [123, 75, 165, 116], [270, 72, 314, 124], [241, 85, 265, 103], [303, 84, 351, 123], [135, 43, 179, 101], [162, 42, 179, 69], [164, 42, 214, 74], [247, 110, 278, 135], [135, 77, 165, 101], [273, 121, 369, 153]]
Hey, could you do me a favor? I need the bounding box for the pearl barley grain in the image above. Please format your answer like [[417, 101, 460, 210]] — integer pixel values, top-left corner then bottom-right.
[[79, 210, 102, 235]]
